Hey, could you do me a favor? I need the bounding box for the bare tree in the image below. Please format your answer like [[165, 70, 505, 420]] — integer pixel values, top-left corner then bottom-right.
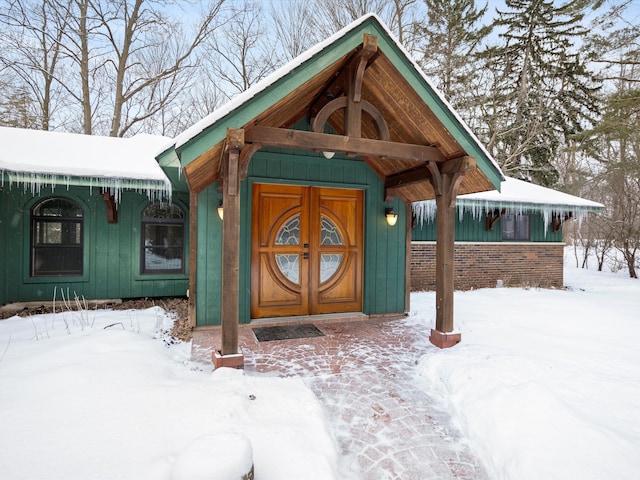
[[578, 3, 640, 278], [204, 0, 277, 97], [1, 0, 225, 136], [268, 0, 317, 61], [306, 0, 420, 47], [0, 0, 71, 130], [89, 0, 225, 137]]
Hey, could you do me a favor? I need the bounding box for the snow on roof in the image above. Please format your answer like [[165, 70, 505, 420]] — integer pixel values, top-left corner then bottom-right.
[[0, 127, 172, 201], [459, 176, 603, 210], [413, 176, 604, 232], [171, 14, 503, 179]]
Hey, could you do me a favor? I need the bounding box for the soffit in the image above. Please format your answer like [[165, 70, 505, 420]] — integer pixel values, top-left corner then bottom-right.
[[183, 40, 497, 201]]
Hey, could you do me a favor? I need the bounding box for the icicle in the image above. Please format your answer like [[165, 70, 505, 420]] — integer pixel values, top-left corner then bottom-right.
[[0, 168, 172, 204]]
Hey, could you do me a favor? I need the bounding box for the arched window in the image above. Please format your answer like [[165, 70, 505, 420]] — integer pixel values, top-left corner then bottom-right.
[[31, 197, 84, 277], [141, 202, 185, 274]]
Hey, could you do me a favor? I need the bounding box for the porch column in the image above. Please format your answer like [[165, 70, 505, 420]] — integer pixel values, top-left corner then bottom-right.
[[430, 158, 475, 348], [220, 129, 244, 357]]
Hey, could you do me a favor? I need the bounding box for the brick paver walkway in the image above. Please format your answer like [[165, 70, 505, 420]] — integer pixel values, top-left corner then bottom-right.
[[192, 317, 488, 479]]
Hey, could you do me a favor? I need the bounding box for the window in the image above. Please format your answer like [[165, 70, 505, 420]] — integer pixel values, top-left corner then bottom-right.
[[502, 214, 530, 241], [141, 202, 185, 274], [31, 197, 84, 277]]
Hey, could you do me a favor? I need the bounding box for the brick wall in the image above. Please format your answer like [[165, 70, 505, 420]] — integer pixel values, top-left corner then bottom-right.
[[411, 242, 565, 291]]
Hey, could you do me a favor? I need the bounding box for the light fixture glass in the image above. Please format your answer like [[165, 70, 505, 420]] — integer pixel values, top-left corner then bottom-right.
[[385, 207, 398, 226], [217, 200, 223, 220], [323, 151, 335, 159]]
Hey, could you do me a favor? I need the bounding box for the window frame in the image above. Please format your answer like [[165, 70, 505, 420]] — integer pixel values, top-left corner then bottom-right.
[[501, 213, 531, 241], [30, 197, 84, 277], [140, 201, 186, 275]]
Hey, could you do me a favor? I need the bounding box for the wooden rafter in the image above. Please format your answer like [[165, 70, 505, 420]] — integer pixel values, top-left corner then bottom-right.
[[552, 212, 572, 232], [308, 34, 381, 119], [100, 189, 117, 223], [485, 208, 506, 231]]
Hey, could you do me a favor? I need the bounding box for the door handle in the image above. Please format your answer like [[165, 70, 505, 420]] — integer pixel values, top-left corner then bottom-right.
[[303, 252, 309, 259], [303, 243, 309, 248]]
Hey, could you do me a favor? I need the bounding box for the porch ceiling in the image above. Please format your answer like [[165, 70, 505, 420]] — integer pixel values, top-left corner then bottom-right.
[[182, 36, 498, 201]]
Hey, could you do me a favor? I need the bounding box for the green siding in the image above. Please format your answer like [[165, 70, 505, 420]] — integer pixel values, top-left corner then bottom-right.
[[194, 148, 406, 326], [411, 211, 563, 242], [0, 187, 189, 306], [195, 184, 224, 326]]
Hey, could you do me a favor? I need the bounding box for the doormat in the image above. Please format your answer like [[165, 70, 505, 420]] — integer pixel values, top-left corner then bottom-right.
[[253, 324, 325, 342]]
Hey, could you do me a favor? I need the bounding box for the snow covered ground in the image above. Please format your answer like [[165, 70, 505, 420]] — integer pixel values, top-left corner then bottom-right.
[[0, 308, 338, 479], [1, 247, 638, 479], [414, 249, 640, 480]]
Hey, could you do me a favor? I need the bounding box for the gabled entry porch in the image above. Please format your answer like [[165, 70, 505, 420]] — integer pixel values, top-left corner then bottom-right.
[[158, 15, 503, 365]]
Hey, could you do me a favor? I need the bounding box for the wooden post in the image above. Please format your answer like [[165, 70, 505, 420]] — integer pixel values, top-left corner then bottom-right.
[[220, 129, 244, 357], [434, 173, 456, 333], [429, 157, 475, 348]]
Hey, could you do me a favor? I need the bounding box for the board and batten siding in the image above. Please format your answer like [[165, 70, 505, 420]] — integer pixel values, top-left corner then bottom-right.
[[0, 187, 189, 306], [194, 148, 407, 327], [412, 210, 564, 243]]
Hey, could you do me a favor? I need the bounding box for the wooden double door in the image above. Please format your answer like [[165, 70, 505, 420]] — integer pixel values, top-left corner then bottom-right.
[[251, 184, 363, 318]]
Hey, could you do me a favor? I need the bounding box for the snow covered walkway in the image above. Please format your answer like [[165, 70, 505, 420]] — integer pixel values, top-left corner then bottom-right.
[[193, 317, 487, 479]]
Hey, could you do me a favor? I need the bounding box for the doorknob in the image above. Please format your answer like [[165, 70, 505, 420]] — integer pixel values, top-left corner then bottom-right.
[[303, 252, 309, 259]]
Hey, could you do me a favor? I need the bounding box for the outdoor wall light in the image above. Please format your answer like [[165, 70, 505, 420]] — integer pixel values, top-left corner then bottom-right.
[[217, 199, 224, 220], [323, 151, 335, 159], [385, 207, 398, 226]]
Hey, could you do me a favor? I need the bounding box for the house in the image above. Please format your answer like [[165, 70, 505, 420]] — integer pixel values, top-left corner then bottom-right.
[[0, 127, 189, 308], [0, 15, 602, 359], [155, 13, 504, 358], [411, 176, 604, 291]]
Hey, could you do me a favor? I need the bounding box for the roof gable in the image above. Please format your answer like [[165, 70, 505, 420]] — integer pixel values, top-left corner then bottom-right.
[[162, 14, 504, 200]]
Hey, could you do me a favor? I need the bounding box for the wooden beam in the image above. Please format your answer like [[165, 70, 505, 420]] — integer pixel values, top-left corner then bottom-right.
[[312, 97, 390, 141], [385, 163, 431, 189], [239, 142, 261, 181], [485, 208, 505, 231], [431, 158, 476, 344], [244, 126, 445, 163], [100, 190, 117, 223], [434, 173, 457, 334], [308, 33, 380, 119], [351, 34, 378, 103], [385, 156, 476, 192], [220, 130, 244, 356], [345, 34, 378, 138]]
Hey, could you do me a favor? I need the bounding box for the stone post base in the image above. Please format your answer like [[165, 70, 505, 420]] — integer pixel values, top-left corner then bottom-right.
[[212, 351, 245, 369], [429, 329, 461, 349]]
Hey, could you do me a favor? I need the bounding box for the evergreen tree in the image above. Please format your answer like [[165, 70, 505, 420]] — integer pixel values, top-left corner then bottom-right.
[[417, 0, 492, 113], [480, 0, 600, 186], [0, 86, 39, 129]]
